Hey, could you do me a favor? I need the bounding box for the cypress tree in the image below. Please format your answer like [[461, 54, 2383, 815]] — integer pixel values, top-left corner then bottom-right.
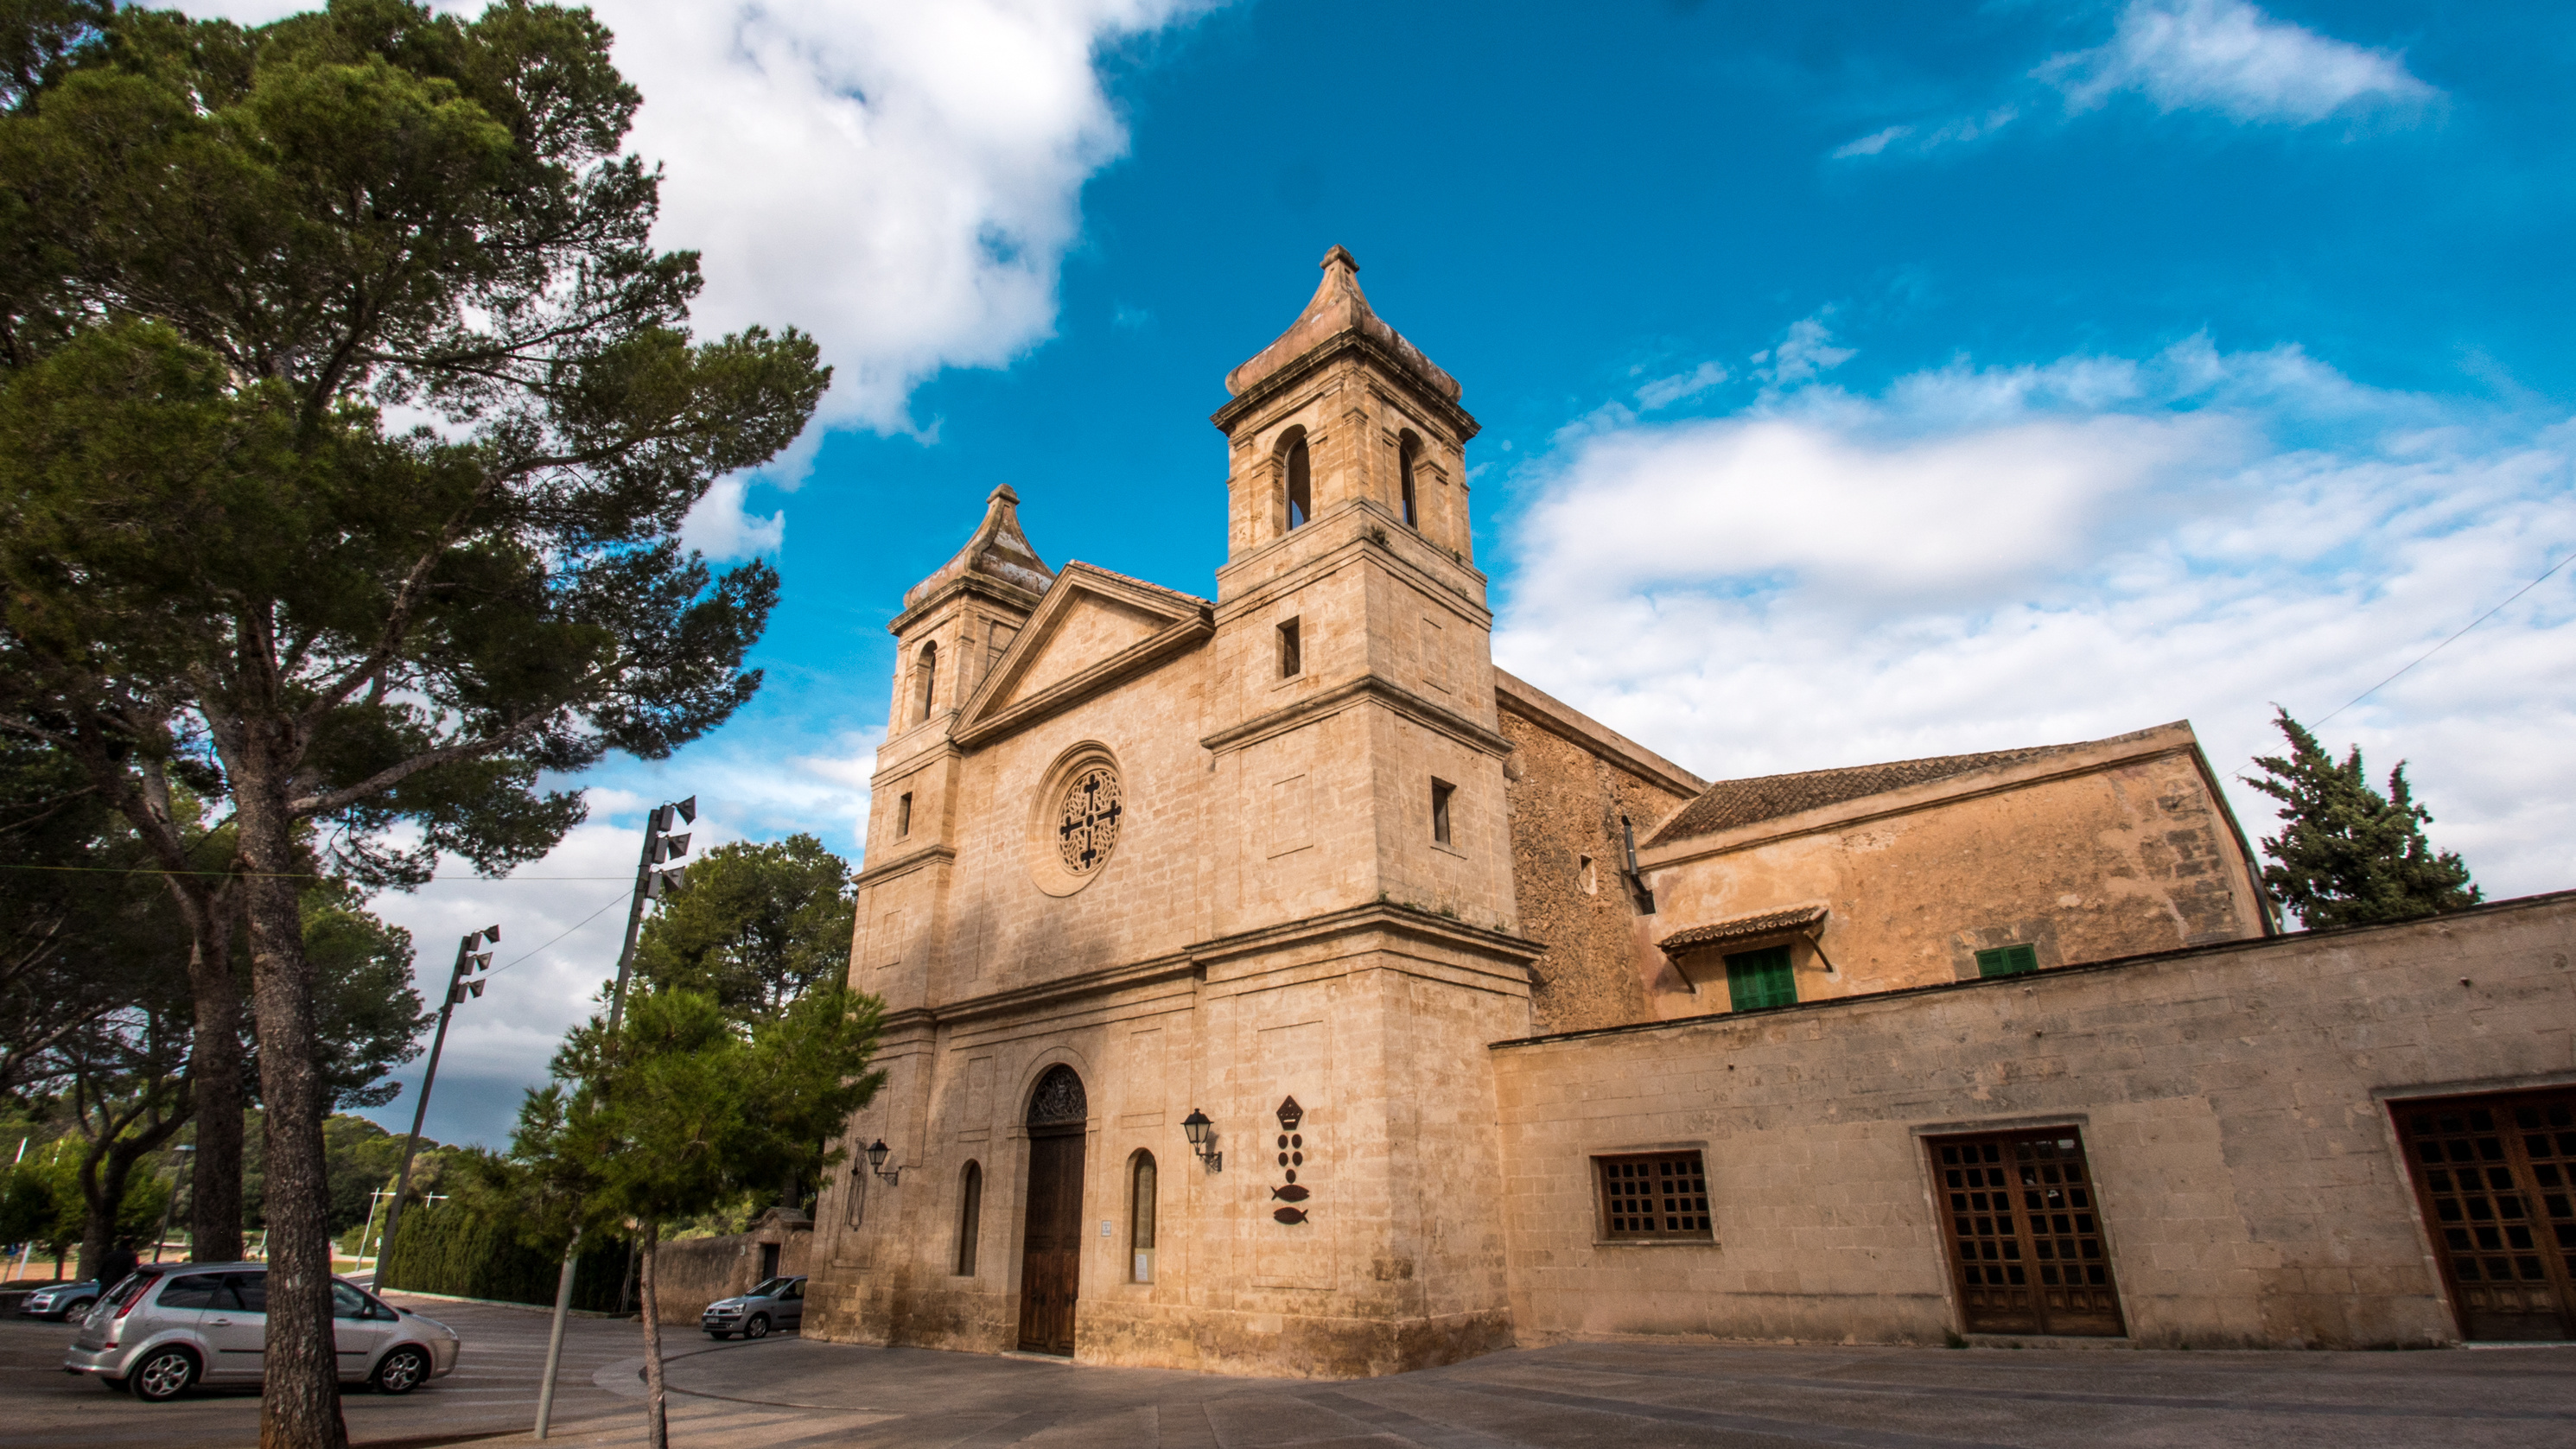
[[2248, 709, 2481, 930]]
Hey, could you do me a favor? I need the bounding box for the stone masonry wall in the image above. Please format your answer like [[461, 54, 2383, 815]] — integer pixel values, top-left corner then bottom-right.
[[1499, 710, 1695, 1034], [644, 1221, 811, 1326], [1491, 891, 2576, 1350]]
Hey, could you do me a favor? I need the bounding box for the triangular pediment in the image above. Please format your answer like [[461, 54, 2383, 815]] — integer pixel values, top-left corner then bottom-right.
[[955, 563, 1213, 747]]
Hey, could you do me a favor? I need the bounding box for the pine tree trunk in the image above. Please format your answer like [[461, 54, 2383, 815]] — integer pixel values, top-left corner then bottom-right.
[[233, 740, 345, 1449], [185, 911, 247, 1262], [639, 1223, 667, 1449]]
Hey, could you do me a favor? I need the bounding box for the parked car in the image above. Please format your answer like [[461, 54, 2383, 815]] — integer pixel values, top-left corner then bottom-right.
[[60, 1263, 461, 1402], [16, 1280, 100, 1320], [700, 1275, 805, 1339]]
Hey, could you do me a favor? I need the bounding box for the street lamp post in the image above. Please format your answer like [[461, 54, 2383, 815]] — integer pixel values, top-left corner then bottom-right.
[[375, 924, 499, 1279]]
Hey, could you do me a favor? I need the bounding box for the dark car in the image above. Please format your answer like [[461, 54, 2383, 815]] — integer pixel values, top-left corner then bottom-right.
[[700, 1276, 804, 1339], [17, 1280, 101, 1321]]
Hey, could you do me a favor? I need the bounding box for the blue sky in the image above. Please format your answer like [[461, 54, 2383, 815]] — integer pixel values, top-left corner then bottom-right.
[[197, 0, 2574, 1146]]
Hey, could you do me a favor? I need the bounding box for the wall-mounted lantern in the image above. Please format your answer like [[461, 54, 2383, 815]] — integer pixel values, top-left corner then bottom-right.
[[865, 1139, 902, 1186], [1181, 1109, 1222, 1172]]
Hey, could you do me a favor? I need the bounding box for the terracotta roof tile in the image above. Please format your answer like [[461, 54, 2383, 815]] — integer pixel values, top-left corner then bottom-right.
[[1644, 742, 2087, 848], [1657, 904, 1831, 956]]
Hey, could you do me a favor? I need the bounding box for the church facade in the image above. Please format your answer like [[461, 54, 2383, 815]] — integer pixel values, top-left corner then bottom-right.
[[802, 251, 2576, 1370]]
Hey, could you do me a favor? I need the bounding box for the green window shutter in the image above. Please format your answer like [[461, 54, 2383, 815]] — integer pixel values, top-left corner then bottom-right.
[[1724, 944, 1797, 1011], [1975, 944, 2039, 978]]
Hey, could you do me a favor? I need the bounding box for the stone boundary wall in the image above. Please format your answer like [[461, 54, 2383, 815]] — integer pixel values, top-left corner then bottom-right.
[[1490, 891, 2576, 1350], [645, 1218, 811, 1325]]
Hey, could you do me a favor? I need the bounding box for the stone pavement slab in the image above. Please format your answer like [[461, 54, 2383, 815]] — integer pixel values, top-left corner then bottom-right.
[[509, 1337, 2576, 1449], [8, 1302, 2573, 1449]]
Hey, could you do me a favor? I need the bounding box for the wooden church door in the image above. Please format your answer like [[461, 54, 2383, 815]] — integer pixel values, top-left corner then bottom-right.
[[1017, 1066, 1089, 1355]]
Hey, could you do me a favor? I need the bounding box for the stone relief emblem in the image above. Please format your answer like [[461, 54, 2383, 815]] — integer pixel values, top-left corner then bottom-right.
[[1272, 1095, 1311, 1224], [1027, 1065, 1087, 1127], [1056, 765, 1123, 875]]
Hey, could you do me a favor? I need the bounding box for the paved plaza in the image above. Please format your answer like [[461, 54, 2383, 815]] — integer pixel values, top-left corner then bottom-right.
[[5, 1292, 2572, 1447]]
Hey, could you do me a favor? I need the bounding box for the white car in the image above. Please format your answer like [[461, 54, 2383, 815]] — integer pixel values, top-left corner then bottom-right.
[[60, 1264, 460, 1401]]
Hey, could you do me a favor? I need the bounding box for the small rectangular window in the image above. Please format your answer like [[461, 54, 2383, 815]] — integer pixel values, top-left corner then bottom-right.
[[1594, 1151, 1713, 1241], [1277, 617, 1302, 678], [1975, 944, 2039, 978], [896, 791, 913, 837], [1724, 944, 1796, 1012], [1430, 778, 1454, 846]]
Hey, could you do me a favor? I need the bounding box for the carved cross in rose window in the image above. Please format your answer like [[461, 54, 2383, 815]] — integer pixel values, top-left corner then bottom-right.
[[1057, 766, 1123, 874]]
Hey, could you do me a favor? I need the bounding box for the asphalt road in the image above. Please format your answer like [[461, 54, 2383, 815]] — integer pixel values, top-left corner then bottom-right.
[[0, 1289, 655, 1448]]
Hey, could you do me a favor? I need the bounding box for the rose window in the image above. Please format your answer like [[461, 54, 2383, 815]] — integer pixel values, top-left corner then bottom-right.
[[1055, 766, 1123, 874]]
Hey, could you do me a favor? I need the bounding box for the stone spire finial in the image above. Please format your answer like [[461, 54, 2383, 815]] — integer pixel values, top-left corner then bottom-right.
[[902, 484, 1054, 610], [1221, 245, 1460, 403]]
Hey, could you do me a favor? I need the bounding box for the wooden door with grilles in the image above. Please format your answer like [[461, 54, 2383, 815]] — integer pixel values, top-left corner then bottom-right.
[[1928, 1128, 2126, 1337], [2393, 1090, 2576, 1341]]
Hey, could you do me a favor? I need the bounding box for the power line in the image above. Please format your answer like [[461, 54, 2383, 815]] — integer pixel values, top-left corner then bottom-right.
[[484, 885, 635, 979], [2314, 544, 2576, 728]]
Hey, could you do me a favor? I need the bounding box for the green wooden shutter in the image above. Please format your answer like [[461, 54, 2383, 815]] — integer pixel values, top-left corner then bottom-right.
[[1975, 944, 2039, 978], [1723, 944, 1797, 1011]]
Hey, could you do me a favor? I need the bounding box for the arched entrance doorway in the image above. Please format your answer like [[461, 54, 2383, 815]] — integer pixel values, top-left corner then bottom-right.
[[1017, 1065, 1087, 1354]]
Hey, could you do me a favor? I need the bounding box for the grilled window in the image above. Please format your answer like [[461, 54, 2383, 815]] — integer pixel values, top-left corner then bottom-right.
[[1595, 1151, 1713, 1241]]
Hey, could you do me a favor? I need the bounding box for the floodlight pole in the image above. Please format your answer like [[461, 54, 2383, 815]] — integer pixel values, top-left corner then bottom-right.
[[377, 925, 499, 1276], [605, 796, 695, 1037], [538, 797, 692, 1439]]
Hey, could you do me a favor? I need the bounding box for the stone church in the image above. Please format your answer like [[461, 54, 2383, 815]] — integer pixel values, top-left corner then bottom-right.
[[803, 249, 2576, 1370]]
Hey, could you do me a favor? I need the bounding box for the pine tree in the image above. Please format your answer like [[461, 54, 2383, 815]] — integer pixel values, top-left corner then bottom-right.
[[2247, 709, 2481, 930]]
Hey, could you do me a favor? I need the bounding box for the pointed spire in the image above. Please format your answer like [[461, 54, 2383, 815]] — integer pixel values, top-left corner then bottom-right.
[[903, 484, 1055, 610], [1223, 245, 1460, 403]]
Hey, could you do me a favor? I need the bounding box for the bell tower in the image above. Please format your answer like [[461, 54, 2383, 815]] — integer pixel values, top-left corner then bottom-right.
[[1202, 245, 1517, 941]]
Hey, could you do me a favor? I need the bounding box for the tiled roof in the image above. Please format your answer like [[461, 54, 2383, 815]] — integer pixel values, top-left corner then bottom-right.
[[1657, 904, 1830, 956], [1644, 742, 2088, 848]]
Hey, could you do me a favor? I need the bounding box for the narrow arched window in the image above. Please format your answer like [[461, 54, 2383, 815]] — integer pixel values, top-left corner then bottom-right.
[[913, 640, 938, 725], [955, 1160, 983, 1276], [1285, 438, 1312, 530], [1397, 434, 1420, 529], [1129, 1151, 1157, 1282]]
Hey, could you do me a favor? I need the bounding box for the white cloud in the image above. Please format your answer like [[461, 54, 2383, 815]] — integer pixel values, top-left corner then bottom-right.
[[1830, 106, 2020, 162], [2040, 0, 2435, 122], [1833, 125, 1911, 160], [1497, 337, 2576, 904], [1753, 315, 1858, 389], [1636, 360, 1731, 411], [195, 0, 1214, 479], [679, 473, 786, 561], [1834, 1, 2432, 162]]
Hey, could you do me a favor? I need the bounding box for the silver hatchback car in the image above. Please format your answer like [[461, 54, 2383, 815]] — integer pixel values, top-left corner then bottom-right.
[[700, 1275, 804, 1339], [60, 1263, 461, 1401]]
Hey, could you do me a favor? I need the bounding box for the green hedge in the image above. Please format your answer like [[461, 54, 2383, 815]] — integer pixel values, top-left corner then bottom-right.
[[376, 1201, 630, 1312]]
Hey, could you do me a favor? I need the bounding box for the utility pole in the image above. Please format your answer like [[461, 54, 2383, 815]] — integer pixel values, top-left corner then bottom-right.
[[536, 797, 693, 1440], [376, 925, 499, 1280]]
